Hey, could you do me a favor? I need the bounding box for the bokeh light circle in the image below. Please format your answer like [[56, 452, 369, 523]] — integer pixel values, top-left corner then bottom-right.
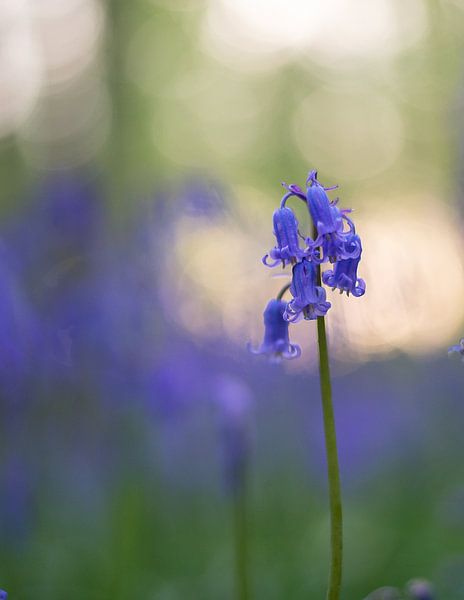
[[292, 88, 404, 180]]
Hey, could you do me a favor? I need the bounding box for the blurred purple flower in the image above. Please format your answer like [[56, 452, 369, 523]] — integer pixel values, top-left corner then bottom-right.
[[248, 299, 301, 361], [178, 178, 227, 219], [365, 579, 435, 600], [406, 579, 434, 600], [148, 347, 207, 418], [322, 233, 365, 297], [0, 246, 39, 401], [40, 174, 103, 249], [214, 374, 253, 492], [284, 259, 331, 322], [0, 174, 108, 386], [262, 207, 307, 267], [4, 174, 103, 282], [0, 589, 7, 599]]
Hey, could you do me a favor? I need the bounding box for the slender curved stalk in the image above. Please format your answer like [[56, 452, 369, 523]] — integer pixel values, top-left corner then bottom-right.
[[314, 252, 343, 600], [316, 314, 343, 600], [232, 475, 250, 600], [277, 282, 291, 300], [277, 237, 343, 597]]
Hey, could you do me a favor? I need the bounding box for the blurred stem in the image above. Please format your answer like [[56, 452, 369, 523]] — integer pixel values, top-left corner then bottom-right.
[[232, 476, 250, 600], [314, 249, 343, 600], [106, 0, 130, 214], [277, 283, 290, 300]]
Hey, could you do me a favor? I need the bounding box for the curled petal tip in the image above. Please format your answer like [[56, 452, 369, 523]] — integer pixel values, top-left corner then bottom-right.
[[287, 343, 301, 359], [262, 254, 280, 268]]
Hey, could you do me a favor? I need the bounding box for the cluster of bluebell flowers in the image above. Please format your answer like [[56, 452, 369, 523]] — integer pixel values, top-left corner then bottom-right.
[[251, 170, 365, 361]]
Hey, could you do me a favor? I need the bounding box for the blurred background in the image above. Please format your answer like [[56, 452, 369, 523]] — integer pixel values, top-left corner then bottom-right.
[[1, 0, 464, 598]]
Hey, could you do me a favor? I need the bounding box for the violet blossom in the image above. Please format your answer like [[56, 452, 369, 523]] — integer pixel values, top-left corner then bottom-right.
[[322, 233, 366, 297], [252, 168, 366, 361], [305, 170, 360, 264], [263, 206, 307, 267], [284, 259, 331, 322], [248, 299, 301, 361], [406, 579, 434, 600]]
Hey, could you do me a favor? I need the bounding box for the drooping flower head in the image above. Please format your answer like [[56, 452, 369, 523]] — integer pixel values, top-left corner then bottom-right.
[[284, 259, 331, 322], [322, 233, 366, 297], [405, 579, 434, 600], [248, 299, 300, 361], [251, 168, 366, 361], [263, 206, 307, 267], [305, 170, 359, 263], [306, 170, 341, 234]]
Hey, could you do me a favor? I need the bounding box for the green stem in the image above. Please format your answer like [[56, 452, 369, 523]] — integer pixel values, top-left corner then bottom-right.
[[232, 479, 250, 600], [316, 314, 343, 600], [277, 283, 291, 300], [313, 225, 343, 599]]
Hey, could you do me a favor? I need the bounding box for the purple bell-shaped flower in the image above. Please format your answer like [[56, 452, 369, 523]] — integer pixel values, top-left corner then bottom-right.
[[248, 299, 301, 362], [322, 234, 366, 297], [284, 259, 331, 322], [305, 170, 360, 264], [263, 206, 307, 267]]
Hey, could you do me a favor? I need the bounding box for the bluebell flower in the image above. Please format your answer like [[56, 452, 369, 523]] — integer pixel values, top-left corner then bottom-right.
[[0, 590, 7, 599], [178, 178, 227, 219], [406, 579, 434, 600], [305, 170, 359, 263], [448, 338, 464, 360], [248, 299, 301, 361], [284, 259, 331, 322], [263, 207, 307, 267], [322, 233, 366, 297]]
